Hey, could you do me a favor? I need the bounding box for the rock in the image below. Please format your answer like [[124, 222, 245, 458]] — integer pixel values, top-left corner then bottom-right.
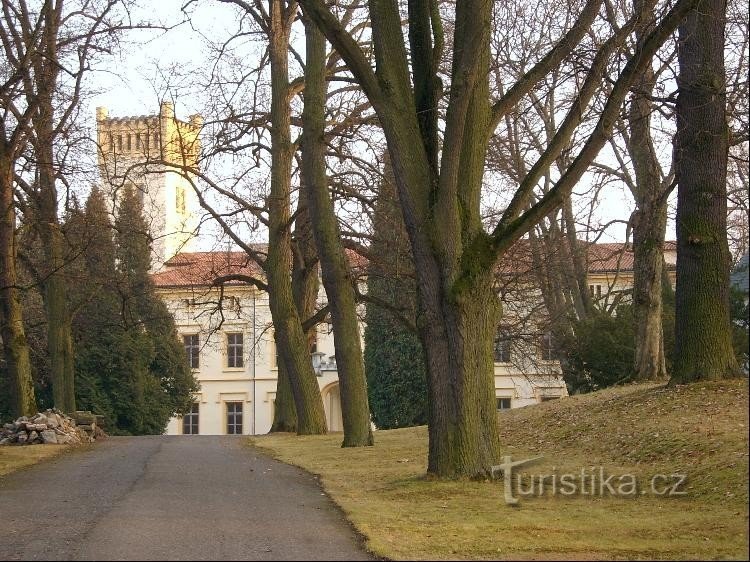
[[72, 411, 96, 425], [56, 434, 73, 445], [0, 438, 10, 445], [40, 430, 58, 444], [2, 410, 106, 445]]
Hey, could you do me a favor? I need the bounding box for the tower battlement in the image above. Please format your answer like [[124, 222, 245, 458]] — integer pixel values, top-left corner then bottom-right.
[[96, 101, 202, 171], [96, 102, 202, 271]]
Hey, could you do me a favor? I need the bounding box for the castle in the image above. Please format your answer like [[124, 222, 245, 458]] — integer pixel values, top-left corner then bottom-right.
[[96, 102, 202, 269], [97, 104, 569, 436]]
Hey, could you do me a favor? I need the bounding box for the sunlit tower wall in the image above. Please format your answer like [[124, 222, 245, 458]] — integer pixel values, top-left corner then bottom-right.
[[96, 101, 202, 271]]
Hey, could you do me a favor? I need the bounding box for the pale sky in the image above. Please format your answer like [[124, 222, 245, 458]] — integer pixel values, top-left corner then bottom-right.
[[81, 0, 661, 246]]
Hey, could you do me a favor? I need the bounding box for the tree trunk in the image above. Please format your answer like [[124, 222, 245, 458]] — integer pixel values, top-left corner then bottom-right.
[[301, 19, 373, 447], [418, 269, 502, 477], [672, 0, 741, 383], [40, 222, 76, 412], [270, 355, 298, 432], [270, 191, 318, 433], [265, 0, 327, 434], [631, 201, 669, 380], [31, 0, 76, 411], [0, 158, 37, 417], [627, 2, 669, 381]]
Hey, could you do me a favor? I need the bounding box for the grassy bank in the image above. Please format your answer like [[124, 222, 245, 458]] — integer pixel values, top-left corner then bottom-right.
[[0, 445, 70, 478], [251, 380, 749, 560]]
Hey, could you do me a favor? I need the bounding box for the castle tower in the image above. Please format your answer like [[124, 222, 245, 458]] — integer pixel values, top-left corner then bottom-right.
[[96, 102, 202, 270]]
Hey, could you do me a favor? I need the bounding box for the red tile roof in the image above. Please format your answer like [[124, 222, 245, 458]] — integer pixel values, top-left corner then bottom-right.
[[153, 247, 369, 288], [587, 241, 676, 273], [153, 242, 675, 288], [152, 251, 264, 288]]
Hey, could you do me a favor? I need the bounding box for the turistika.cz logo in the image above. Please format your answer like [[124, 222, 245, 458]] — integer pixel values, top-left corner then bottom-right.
[[491, 456, 688, 505]]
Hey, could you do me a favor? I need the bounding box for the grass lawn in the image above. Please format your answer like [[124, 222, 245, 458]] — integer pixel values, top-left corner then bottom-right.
[[0, 444, 70, 478], [251, 380, 749, 560]]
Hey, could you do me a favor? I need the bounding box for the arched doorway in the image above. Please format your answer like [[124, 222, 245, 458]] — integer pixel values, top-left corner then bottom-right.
[[321, 383, 343, 432]]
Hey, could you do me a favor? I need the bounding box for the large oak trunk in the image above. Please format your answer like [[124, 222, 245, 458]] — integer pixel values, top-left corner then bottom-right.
[[672, 0, 740, 382], [417, 267, 502, 477], [266, 0, 327, 435], [301, 19, 373, 447], [627, 14, 669, 381], [0, 160, 37, 417], [632, 202, 669, 380]]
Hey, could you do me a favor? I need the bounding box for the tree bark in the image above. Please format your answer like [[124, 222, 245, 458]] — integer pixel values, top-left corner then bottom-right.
[[301, 18, 373, 447], [30, 0, 76, 412], [271, 352, 298, 432], [265, 0, 327, 434], [270, 196, 318, 433], [0, 158, 37, 418], [626, 0, 669, 381], [672, 0, 741, 383]]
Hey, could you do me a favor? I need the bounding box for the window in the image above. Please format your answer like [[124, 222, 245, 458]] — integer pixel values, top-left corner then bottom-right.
[[494, 336, 511, 363], [183, 334, 199, 369], [117, 135, 123, 152], [126, 133, 132, 151], [539, 331, 555, 361], [589, 284, 602, 298], [227, 332, 244, 368], [226, 402, 243, 434], [176, 186, 186, 214], [497, 397, 512, 411], [136, 133, 141, 149], [182, 403, 199, 434]]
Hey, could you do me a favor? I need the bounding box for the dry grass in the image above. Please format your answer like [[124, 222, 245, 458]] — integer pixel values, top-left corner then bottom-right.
[[251, 380, 749, 560], [0, 444, 70, 478]]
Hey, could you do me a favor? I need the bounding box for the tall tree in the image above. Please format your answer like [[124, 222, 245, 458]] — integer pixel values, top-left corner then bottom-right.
[[0, 0, 42, 418], [301, 17, 373, 447], [364, 158, 427, 429], [671, 0, 742, 382], [25, 0, 76, 412], [299, 0, 699, 476]]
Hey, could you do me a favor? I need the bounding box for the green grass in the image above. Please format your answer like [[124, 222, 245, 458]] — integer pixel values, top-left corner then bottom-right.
[[0, 444, 70, 478], [250, 380, 749, 560]]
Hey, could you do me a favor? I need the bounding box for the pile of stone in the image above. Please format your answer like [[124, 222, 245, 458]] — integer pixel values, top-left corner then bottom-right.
[[0, 409, 105, 446]]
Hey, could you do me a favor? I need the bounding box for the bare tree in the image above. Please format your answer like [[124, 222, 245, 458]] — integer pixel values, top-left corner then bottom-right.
[[298, 0, 699, 476], [672, 0, 742, 382]]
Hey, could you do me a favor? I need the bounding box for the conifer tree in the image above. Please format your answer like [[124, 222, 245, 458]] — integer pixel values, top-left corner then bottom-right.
[[68, 187, 196, 434], [114, 185, 198, 428], [364, 162, 428, 429]]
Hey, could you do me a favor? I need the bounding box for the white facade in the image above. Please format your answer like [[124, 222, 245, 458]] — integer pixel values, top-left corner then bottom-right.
[[159, 285, 348, 435], [154, 278, 567, 436]]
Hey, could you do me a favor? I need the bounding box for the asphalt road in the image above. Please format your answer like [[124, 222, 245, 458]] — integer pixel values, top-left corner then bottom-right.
[[0, 436, 372, 561]]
